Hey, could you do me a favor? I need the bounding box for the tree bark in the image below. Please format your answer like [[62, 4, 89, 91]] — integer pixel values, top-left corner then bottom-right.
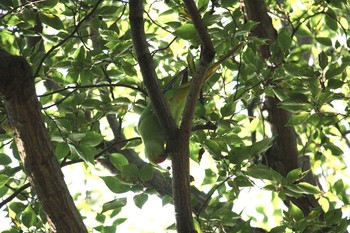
[[243, 0, 320, 216], [0, 49, 87, 233]]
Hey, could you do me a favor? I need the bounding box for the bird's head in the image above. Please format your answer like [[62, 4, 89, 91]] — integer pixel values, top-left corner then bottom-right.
[[145, 141, 168, 164]]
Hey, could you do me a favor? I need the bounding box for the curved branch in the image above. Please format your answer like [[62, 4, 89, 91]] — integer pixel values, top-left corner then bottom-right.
[[180, 0, 215, 135]]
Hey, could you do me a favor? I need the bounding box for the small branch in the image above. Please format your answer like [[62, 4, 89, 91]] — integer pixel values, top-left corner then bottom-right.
[[0, 183, 31, 209], [180, 0, 215, 136], [38, 83, 147, 98], [195, 176, 231, 217]]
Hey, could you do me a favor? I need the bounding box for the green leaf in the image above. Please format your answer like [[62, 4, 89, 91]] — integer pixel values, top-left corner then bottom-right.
[[273, 88, 289, 101], [246, 165, 283, 182], [325, 9, 338, 31], [120, 164, 138, 183], [54, 142, 70, 160], [99, 5, 119, 16], [286, 112, 310, 126], [295, 24, 312, 37], [287, 202, 304, 220], [221, 0, 235, 7], [327, 79, 344, 89], [278, 28, 292, 53], [0, 153, 12, 165], [110, 153, 129, 170], [296, 182, 320, 195], [333, 179, 344, 194], [79, 69, 94, 86], [325, 64, 347, 79], [80, 132, 104, 147], [22, 9, 37, 26], [39, 13, 64, 30], [9, 202, 26, 213], [326, 143, 343, 156], [325, 208, 342, 225], [220, 101, 236, 117], [316, 37, 332, 46], [174, 24, 198, 40], [0, 185, 9, 199], [101, 198, 127, 213], [284, 61, 315, 77], [318, 51, 328, 69], [203, 140, 222, 159], [162, 195, 173, 206], [233, 176, 253, 187], [21, 205, 36, 228], [278, 101, 312, 113], [37, 0, 58, 9], [138, 164, 154, 182], [3, 14, 20, 26], [249, 137, 275, 157], [0, 174, 10, 188], [77, 145, 95, 164], [241, 20, 260, 33], [133, 193, 148, 209], [68, 133, 86, 142], [100, 176, 130, 193], [286, 168, 302, 184], [197, 0, 209, 10], [122, 61, 137, 77]]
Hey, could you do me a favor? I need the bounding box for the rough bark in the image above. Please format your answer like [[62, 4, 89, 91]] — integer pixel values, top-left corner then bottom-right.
[[0, 49, 87, 233], [243, 0, 320, 215]]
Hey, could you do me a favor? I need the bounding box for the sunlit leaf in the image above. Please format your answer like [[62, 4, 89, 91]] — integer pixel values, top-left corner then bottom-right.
[[101, 198, 127, 213], [39, 13, 64, 30], [0, 174, 10, 188], [110, 153, 129, 171], [100, 176, 130, 194]]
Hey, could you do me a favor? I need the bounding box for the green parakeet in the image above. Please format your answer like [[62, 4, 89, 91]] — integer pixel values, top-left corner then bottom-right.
[[138, 82, 190, 164], [138, 43, 245, 164]]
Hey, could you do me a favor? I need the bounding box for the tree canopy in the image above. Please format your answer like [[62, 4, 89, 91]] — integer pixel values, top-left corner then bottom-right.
[[0, 0, 349, 232]]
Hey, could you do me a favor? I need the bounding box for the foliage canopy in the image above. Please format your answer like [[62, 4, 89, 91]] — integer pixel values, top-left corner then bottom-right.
[[0, 0, 350, 232]]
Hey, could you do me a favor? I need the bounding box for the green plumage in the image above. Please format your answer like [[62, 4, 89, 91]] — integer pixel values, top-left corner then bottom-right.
[[138, 84, 190, 164], [137, 43, 245, 164]]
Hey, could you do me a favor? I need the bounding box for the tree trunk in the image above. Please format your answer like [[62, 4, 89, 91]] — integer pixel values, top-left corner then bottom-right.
[[0, 49, 87, 233], [243, 0, 320, 216]]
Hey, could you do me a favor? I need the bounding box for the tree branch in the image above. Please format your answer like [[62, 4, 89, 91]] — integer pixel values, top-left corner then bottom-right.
[[129, 0, 178, 138], [243, 0, 321, 216], [180, 0, 215, 135]]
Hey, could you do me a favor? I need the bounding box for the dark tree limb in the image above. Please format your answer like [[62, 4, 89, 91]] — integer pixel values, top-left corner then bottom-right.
[[129, 0, 214, 231], [129, 0, 178, 137], [243, 0, 320, 216], [0, 49, 87, 233], [173, 1, 215, 232]]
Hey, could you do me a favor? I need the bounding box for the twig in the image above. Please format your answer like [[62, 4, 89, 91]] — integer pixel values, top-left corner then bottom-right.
[[38, 82, 147, 97], [0, 183, 31, 209]]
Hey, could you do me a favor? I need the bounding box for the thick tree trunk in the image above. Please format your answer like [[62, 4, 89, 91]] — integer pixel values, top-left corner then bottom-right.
[[0, 50, 87, 233], [243, 0, 320, 216]]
